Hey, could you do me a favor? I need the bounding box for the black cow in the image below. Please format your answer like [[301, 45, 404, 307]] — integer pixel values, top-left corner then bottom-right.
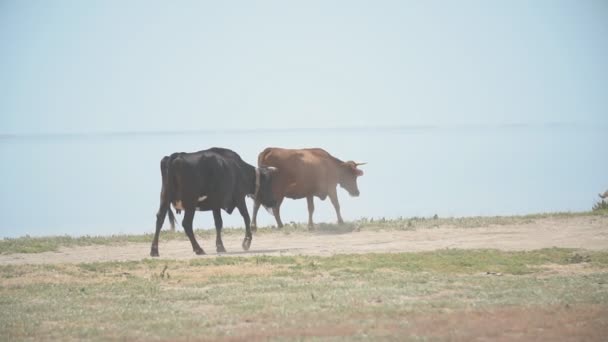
[[150, 147, 277, 257]]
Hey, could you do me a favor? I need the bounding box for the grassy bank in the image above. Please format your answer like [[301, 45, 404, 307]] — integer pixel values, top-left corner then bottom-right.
[[1, 248, 607, 340], [2, 211, 606, 255]]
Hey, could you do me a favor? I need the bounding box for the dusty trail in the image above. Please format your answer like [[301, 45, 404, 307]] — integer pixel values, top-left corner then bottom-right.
[[1, 215, 607, 265]]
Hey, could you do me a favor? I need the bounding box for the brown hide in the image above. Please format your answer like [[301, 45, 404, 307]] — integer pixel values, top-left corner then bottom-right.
[[257, 147, 361, 200]]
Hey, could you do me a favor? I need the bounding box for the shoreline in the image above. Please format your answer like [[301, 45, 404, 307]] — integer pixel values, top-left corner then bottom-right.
[[1, 210, 605, 241], [1, 212, 606, 265]]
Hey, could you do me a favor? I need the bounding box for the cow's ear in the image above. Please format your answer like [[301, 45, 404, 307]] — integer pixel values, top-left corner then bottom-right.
[[345, 161, 364, 176]]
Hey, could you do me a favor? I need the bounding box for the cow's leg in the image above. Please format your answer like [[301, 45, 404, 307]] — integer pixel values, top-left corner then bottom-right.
[[150, 203, 169, 257], [213, 208, 226, 253], [307, 196, 315, 229], [328, 189, 344, 224], [251, 199, 261, 232], [237, 200, 252, 251], [272, 196, 285, 228], [182, 208, 205, 255]]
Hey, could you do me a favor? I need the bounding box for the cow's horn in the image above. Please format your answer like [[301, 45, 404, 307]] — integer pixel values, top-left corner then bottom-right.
[[355, 162, 367, 166]]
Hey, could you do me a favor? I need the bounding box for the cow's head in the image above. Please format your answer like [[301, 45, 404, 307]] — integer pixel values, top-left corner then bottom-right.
[[338, 161, 365, 197], [256, 166, 278, 207]]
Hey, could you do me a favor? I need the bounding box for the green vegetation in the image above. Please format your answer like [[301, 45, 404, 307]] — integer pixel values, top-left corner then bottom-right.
[[1, 248, 607, 340], [0, 231, 183, 255], [2, 211, 605, 255], [592, 199, 608, 212], [355, 210, 607, 231]]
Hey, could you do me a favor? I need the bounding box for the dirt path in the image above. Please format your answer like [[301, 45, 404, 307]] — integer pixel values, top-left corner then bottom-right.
[[2, 215, 607, 265]]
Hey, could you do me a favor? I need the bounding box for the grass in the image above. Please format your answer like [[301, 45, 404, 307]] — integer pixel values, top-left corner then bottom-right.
[[1, 248, 607, 340], [354, 210, 608, 231], [2, 211, 606, 255], [0, 231, 182, 255]]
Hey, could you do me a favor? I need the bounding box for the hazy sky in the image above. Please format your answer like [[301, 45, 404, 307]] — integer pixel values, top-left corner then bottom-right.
[[1, 0, 607, 134]]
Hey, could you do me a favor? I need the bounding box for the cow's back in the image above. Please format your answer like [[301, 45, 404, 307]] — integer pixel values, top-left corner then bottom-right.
[[170, 147, 251, 212], [200, 148, 253, 209]]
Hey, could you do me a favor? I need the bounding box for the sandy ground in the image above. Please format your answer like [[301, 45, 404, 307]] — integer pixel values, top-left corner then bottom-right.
[[2, 215, 607, 265]]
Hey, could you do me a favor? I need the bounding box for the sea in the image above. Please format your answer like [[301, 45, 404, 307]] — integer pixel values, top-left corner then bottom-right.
[[0, 124, 606, 238]]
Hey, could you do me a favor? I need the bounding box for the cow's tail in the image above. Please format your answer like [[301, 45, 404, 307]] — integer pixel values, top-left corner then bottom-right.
[[257, 147, 273, 167], [256, 148, 274, 215], [257, 147, 281, 214], [167, 206, 177, 231], [159, 196, 177, 232], [159, 155, 179, 231]]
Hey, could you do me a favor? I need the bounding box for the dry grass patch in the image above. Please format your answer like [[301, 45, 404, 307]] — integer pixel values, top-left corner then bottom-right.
[[535, 262, 608, 278], [1, 249, 608, 341], [159, 263, 280, 286], [407, 304, 608, 341]]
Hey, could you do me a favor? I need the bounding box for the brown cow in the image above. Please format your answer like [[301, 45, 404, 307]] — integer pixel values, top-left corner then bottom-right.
[[251, 147, 365, 229]]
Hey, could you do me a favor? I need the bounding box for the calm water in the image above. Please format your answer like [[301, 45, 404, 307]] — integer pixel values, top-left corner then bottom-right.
[[0, 125, 606, 238]]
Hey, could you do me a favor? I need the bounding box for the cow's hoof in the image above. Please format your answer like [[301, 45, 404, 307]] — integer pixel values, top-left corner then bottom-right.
[[242, 237, 252, 251], [194, 248, 206, 255], [150, 248, 159, 257], [217, 245, 226, 253]]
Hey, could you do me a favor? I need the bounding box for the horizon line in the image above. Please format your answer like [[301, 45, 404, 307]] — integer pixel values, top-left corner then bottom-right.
[[0, 121, 603, 139]]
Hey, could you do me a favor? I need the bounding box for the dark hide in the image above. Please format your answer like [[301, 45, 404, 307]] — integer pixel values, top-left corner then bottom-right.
[[151, 147, 276, 256]]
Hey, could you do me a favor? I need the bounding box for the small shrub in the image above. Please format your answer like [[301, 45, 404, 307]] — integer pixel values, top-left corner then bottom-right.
[[592, 200, 608, 211]]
